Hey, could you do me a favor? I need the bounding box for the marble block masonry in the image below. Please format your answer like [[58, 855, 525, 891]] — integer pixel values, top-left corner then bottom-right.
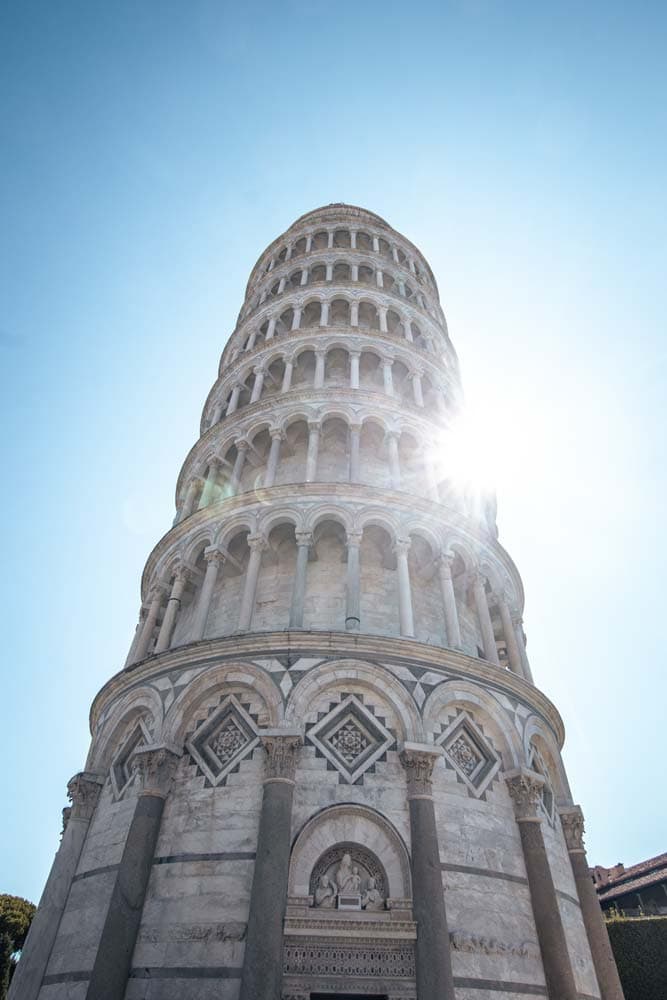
[[11, 205, 624, 1000]]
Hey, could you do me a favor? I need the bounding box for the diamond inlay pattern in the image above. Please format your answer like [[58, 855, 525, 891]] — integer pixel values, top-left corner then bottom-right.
[[185, 694, 260, 787], [306, 694, 395, 784], [447, 733, 482, 777], [328, 719, 370, 764], [436, 710, 500, 796], [210, 718, 249, 766]]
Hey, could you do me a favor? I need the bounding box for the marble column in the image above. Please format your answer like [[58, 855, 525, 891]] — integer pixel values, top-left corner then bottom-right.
[[132, 586, 165, 662], [281, 359, 293, 393], [85, 747, 181, 1000], [350, 301, 359, 326], [198, 458, 221, 508], [305, 422, 320, 482], [387, 431, 401, 490], [8, 774, 104, 1000], [229, 441, 248, 496], [379, 306, 388, 332], [506, 769, 578, 1000], [226, 383, 242, 416], [314, 350, 326, 388], [559, 807, 625, 1000], [394, 537, 415, 637], [289, 531, 312, 628], [238, 535, 265, 631], [154, 568, 188, 653], [320, 301, 329, 326], [264, 430, 283, 487], [497, 591, 524, 677], [350, 350, 360, 389], [382, 359, 394, 395], [411, 371, 424, 406], [250, 367, 265, 404], [437, 554, 462, 649], [210, 400, 225, 426], [192, 548, 224, 641], [291, 306, 301, 330], [403, 318, 414, 341], [266, 317, 277, 340], [472, 572, 500, 665], [349, 424, 361, 482], [399, 746, 455, 1000], [513, 612, 535, 684], [345, 530, 362, 631], [179, 477, 202, 521], [240, 733, 302, 1000]]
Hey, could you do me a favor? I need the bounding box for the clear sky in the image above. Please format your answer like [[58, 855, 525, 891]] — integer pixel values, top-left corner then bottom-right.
[[1, 0, 665, 904]]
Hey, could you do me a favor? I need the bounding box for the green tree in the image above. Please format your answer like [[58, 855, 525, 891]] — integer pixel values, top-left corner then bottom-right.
[[0, 895, 36, 1000]]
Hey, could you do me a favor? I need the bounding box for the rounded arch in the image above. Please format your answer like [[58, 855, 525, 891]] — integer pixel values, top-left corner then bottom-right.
[[214, 514, 256, 550], [288, 803, 412, 900], [355, 505, 401, 541], [164, 661, 283, 745], [304, 503, 354, 535], [87, 685, 164, 772], [423, 679, 522, 770], [523, 714, 571, 802], [257, 505, 304, 538], [286, 658, 422, 742]]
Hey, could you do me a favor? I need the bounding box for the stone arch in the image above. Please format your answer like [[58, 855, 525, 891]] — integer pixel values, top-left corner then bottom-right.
[[288, 804, 412, 900], [423, 679, 522, 771], [286, 659, 422, 743], [87, 685, 164, 773], [164, 661, 282, 746], [523, 714, 571, 804]]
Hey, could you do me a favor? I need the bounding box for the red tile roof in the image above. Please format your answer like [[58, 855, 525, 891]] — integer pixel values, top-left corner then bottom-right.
[[595, 852, 667, 903]]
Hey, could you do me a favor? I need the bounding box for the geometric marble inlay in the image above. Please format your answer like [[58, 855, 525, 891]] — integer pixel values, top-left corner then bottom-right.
[[436, 710, 500, 797], [307, 694, 394, 784], [110, 717, 152, 799], [186, 694, 259, 787]]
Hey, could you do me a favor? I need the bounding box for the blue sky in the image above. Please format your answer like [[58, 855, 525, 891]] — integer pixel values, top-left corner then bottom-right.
[[1, 0, 665, 903]]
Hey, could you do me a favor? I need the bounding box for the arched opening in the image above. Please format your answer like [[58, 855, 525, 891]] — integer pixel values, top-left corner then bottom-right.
[[293, 236, 307, 257], [386, 308, 402, 336], [398, 431, 422, 496], [312, 230, 328, 251], [303, 519, 347, 631], [360, 525, 398, 636], [288, 269, 303, 289], [358, 301, 379, 331], [356, 231, 372, 252], [292, 349, 316, 388], [240, 428, 270, 493], [325, 347, 349, 387], [276, 307, 294, 336], [254, 522, 297, 631], [359, 351, 382, 392], [359, 421, 389, 488], [310, 263, 327, 284], [264, 357, 285, 398], [211, 529, 251, 636], [392, 360, 411, 403], [378, 237, 392, 258], [408, 534, 443, 644], [333, 261, 351, 282], [330, 297, 350, 326], [275, 419, 309, 486], [333, 229, 351, 249], [319, 417, 350, 483], [277, 246, 288, 263], [358, 264, 373, 285], [302, 300, 322, 329]]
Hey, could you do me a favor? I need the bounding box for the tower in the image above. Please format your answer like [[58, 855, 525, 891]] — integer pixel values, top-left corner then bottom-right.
[[12, 205, 624, 1000]]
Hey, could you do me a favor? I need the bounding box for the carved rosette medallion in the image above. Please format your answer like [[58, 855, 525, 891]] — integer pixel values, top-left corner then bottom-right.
[[559, 805, 586, 853], [67, 771, 104, 821], [399, 746, 440, 798], [132, 745, 181, 798], [505, 768, 545, 821], [262, 734, 302, 783]]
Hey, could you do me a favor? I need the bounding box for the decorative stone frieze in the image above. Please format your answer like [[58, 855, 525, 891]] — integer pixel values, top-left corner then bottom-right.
[[505, 767, 545, 821], [67, 771, 104, 821], [131, 743, 181, 798], [399, 743, 442, 798], [261, 730, 303, 783]]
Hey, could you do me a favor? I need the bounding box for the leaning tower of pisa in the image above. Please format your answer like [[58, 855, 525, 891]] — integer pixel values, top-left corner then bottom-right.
[[12, 205, 624, 1000]]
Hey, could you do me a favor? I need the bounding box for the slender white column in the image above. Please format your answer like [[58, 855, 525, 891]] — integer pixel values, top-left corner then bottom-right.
[[266, 317, 277, 340], [229, 442, 248, 496], [267, 257, 275, 271], [411, 371, 424, 406], [325, 263, 333, 281], [320, 301, 329, 326], [211, 400, 225, 425], [350, 230, 357, 249], [305, 234, 312, 252], [423, 453, 439, 501], [314, 350, 326, 388], [281, 360, 293, 393], [132, 586, 166, 662], [472, 572, 500, 665], [264, 431, 282, 487], [345, 530, 362, 631], [198, 458, 221, 508], [291, 306, 301, 330], [398, 279, 406, 297], [305, 422, 320, 482], [376, 269, 384, 288], [277, 277, 286, 294], [372, 236, 379, 252], [379, 306, 388, 332], [350, 351, 360, 389], [124, 606, 146, 666], [238, 535, 265, 631], [349, 424, 361, 482], [394, 538, 415, 637], [386, 432, 401, 489], [250, 367, 265, 404], [392, 245, 399, 263], [513, 612, 535, 683], [300, 268, 308, 286], [246, 330, 257, 351], [155, 568, 188, 653], [350, 301, 359, 326], [327, 231, 334, 248], [179, 477, 202, 521], [226, 383, 242, 415], [403, 318, 413, 341], [285, 243, 292, 260], [289, 531, 312, 627], [382, 359, 394, 395], [192, 548, 224, 641], [496, 592, 523, 676], [351, 263, 358, 281], [437, 554, 462, 649]]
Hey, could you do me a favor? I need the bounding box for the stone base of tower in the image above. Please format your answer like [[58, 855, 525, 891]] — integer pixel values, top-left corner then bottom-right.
[[14, 633, 609, 1000]]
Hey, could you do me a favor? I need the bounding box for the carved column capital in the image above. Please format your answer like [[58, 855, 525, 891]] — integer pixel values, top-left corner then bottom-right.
[[132, 744, 182, 798], [204, 545, 225, 566], [346, 529, 363, 549], [505, 768, 545, 822], [247, 533, 267, 554], [67, 771, 104, 821], [400, 743, 442, 798], [393, 537, 411, 557], [559, 805, 586, 853], [260, 731, 303, 784], [295, 531, 313, 548]]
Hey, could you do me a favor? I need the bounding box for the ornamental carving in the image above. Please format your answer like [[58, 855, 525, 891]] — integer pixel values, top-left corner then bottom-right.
[[67, 771, 104, 821], [110, 719, 152, 799], [306, 694, 394, 784], [505, 769, 545, 821], [436, 711, 500, 796], [399, 747, 439, 797], [309, 842, 388, 903], [450, 929, 538, 958], [132, 745, 181, 798], [448, 734, 481, 777], [185, 694, 260, 788], [262, 734, 302, 782], [559, 806, 586, 852], [283, 942, 415, 979]]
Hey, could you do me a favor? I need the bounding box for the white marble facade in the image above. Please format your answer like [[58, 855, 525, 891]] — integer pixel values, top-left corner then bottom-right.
[[12, 205, 621, 1000]]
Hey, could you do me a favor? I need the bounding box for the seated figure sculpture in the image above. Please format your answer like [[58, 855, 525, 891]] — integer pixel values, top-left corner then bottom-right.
[[362, 876, 385, 911], [314, 874, 336, 908]]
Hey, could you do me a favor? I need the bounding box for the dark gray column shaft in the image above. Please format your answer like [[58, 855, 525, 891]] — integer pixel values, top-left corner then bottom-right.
[[409, 796, 456, 1000], [85, 793, 164, 1000], [519, 819, 578, 999], [240, 733, 301, 1000]]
